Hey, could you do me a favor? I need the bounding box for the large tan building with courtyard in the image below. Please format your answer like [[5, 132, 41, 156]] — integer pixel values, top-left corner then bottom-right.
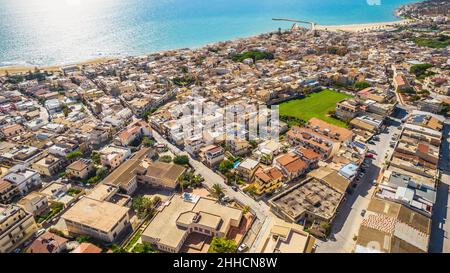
[[141, 193, 242, 253]]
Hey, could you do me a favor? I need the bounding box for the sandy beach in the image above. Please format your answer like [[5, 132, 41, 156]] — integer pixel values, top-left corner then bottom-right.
[[316, 19, 413, 32], [0, 57, 116, 76]]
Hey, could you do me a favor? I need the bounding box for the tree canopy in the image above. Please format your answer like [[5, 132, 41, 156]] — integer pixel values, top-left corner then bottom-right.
[[208, 237, 237, 253]]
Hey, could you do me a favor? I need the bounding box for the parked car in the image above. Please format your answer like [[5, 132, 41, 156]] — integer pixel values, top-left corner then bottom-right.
[[231, 185, 238, 191], [368, 150, 377, 155], [361, 209, 367, 217], [366, 153, 375, 159], [368, 140, 376, 145]]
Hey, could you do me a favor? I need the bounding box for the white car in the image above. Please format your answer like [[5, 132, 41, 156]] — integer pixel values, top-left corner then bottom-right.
[[35, 228, 46, 237], [238, 243, 248, 252]]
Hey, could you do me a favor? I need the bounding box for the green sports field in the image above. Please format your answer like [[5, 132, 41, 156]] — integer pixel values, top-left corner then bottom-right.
[[278, 89, 352, 128]]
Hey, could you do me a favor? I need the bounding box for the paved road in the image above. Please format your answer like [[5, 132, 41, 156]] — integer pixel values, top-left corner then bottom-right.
[[316, 119, 402, 252], [39, 105, 50, 123], [152, 131, 273, 252], [429, 123, 450, 253]]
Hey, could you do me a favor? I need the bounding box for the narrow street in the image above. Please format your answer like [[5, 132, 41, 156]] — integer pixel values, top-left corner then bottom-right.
[[316, 118, 402, 252], [429, 122, 450, 253]]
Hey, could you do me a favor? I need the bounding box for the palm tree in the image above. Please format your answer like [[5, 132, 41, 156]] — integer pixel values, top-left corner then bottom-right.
[[212, 183, 225, 200], [242, 205, 250, 215]]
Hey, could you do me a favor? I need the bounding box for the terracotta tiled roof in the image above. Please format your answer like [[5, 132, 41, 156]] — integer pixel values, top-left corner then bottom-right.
[[72, 242, 102, 253], [297, 147, 320, 161], [27, 232, 68, 253]]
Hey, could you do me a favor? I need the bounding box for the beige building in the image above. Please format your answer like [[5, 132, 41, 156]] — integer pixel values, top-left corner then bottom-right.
[[255, 217, 315, 253], [136, 161, 186, 190], [99, 145, 131, 169], [0, 179, 19, 204], [17, 192, 49, 216], [236, 158, 260, 182], [66, 159, 94, 180], [32, 154, 64, 176], [142, 193, 242, 253], [269, 177, 344, 224], [0, 204, 38, 253], [61, 197, 131, 243], [199, 145, 225, 167], [355, 198, 431, 253], [101, 147, 151, 194]]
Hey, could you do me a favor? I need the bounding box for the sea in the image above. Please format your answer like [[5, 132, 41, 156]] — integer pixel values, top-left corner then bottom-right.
[[0, 0, 419, 67]]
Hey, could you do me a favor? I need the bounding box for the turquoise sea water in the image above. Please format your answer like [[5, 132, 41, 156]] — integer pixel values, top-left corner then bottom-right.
[[0, 0, 418, 66]]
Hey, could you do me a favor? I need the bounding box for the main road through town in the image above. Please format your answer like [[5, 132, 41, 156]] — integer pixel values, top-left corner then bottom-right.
[[152, 130, 273, 252]]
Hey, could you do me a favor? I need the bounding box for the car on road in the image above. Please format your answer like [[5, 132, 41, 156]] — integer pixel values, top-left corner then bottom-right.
[[231, 185, 238, 191], [13, 248, 21, 253], [221, 196, 231, 203], [238, 243, 248, 252], [35, 228, 46, 237], [361, 209, 367, 217]]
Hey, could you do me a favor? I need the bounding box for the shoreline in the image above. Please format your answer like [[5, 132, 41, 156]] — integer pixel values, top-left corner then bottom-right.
[[315, 19, 413, 32], [0, 57, 117, 76], [0, 10, 415, 76]]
